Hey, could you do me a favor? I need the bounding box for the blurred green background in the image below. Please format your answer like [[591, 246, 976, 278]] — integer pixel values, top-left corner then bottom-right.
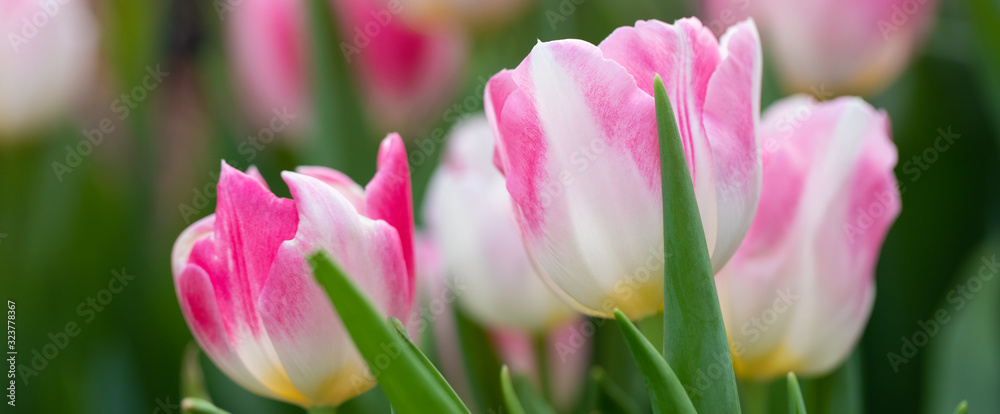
[[2, 0, 999, 413]]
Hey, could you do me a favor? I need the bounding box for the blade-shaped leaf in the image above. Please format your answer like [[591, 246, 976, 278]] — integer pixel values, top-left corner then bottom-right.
[[310, 253, 469, 413], [787, 373, 807, 414], [590, 367, 644, 414], [614, 309, 697, 414], [511, 373, 558, 414], [655, 74, 741, 413], [501, 366, 527, 414], [389, 317, 467, 411], [453, 306, 505, 413]]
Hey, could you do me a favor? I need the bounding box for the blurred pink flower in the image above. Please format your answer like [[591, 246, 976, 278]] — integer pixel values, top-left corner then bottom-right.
[[0, 0, 98, 139], [393, 0, 535, 28], [171, 134, 415, 407], [702, 0, 938, 95], [226, 0, 465, 135], [424, 115, 575, 332], [715, 96, 901, 379], [485, 17, 762, 319]]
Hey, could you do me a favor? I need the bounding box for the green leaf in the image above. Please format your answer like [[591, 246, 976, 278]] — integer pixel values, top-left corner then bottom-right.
[[181, 398, 231, 414], [500, 366, 527, 414], [310, 253, 469, 413], [453, 307, 505, 413], [511, 374, 558, 414], [613, 309, 697, 414], [787, 373, 807, 414], [654, 74, 741, 412], [389, 317, 467, 411], [590, 367, 644, 414], [954, 401, 968, 414]]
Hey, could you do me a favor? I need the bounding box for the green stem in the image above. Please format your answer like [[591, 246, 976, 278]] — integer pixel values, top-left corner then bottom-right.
[[533, 333, 552, 403], [306, 406, 337, 414], [739, 379, 773, 414]]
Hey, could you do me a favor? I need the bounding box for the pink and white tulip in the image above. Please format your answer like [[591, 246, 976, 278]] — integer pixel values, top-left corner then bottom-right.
[[702, 0, 937, 95], [715, 96, 901, 379], [171, 134, 415, 407], [226, 0, 465, 134], [424, 115, 575, 332], [0, 0, 98, 139], [485, 17, 763, 319]]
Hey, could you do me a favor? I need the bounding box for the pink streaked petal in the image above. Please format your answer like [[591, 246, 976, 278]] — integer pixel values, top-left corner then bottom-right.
[[296, 166, 367, 216], [246, 165, 269, 188], [701, 19, 763, 271], [176, 264, 283, 401], [189, 162, 298, 340], [484, 69, 519, 175], [365, 134, 415, 293], [172, 215, 216, 277], [258, 171, 410, 402], [496, 39, 664, 317]]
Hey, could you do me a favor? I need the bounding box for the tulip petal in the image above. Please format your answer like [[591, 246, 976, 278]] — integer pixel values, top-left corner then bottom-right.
[[365, 134, 415, 302], [257, 171, 409, 405], [172, 215, 216, 277], [176, 264, 290, 403], [700, 20, 763, 270], [492, 39, 663, 317], [295, 166, 368, 215]]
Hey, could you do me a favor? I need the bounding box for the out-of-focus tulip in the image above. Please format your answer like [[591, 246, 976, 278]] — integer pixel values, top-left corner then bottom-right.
[[715, 96, 901, 379], [485, 17, 762, 319], [491, 319, 592, 410], [0, 0, 98, 139], [395, 0, 534, 28], [424, 115, 575, 331], [171, 134, 415, 407], [226, 0, 465, 135], [702, 0, 937, 95]]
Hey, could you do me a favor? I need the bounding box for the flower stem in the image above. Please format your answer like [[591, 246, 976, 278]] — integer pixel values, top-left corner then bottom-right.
[[533, 333, 552, 403]]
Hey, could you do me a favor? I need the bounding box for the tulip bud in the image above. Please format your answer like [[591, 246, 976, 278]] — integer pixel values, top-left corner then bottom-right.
[[424, 115, 575, 331], [225, 0, 466, 135], [171, 134, 415, 407], [702, 0, 938, 95], [485, 17, 763, 319], [715, 96, 901, 379], [0, 0, 98, 139]]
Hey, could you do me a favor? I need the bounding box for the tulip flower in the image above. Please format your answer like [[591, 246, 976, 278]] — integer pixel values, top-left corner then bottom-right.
[[226, 0, 465, 135], [702, 0, 937, 95], [715, 96, 901, 379], [485, 17, 763, 319], [0, 0, 98, 139], [424, 115, 575, 331], [171, 134, 415, 407]]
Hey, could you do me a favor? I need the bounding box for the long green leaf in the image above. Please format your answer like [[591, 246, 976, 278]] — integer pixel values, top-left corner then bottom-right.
[[787, 373, 807, 414], [590, 367, 644, 414], [389, 317, 467, 411], [511, 374, 558, 414], [500, 366, 527, 414], [655, 74, 741, 412], [310, 253, 469, 413], [453, 307, 505, 413], [613, 309, 697, 414]]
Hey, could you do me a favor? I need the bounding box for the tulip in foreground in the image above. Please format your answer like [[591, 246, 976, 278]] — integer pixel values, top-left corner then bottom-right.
[[424, 115, 575, 332], [171, 135, 414, 407], [702, 0, 937, 95], [0, 0, 98, 139], [485, 17, 763, 319], [715, 96, 901, 379]]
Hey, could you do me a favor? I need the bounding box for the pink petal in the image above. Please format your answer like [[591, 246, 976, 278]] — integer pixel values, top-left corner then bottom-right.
[[257, 171, 410, 404], [296, 166, 368, 215], [365, 134, 415, 300]]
